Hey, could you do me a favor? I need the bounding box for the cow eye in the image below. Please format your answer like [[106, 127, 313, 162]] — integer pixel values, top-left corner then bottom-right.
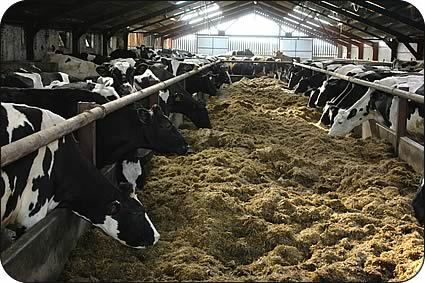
[[106, 200, 121, 215]]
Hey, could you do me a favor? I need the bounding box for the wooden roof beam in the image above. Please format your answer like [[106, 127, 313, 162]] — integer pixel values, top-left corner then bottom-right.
[[265, 2, 374, 47], [313, 1, 420, 43], [105, 1, 196, 35], [350, 0, 424, 31], [284, 1, 385, 41], [152, 1, 250, 35], [257, 4, 350, 47], [128, 1, 218, 32], [163, 7, 253, 39]]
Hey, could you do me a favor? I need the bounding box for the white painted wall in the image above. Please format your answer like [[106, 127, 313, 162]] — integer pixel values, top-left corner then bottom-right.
[[398, 43, 418, 60], [364, 45, 373, 60], [351, 45, 359, 59]]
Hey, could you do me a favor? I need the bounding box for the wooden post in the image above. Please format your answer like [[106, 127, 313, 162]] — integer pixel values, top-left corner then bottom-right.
[[395, 97, 408, 154], [346, 44, 352, 59], [372, 42, 379, 61], [358, 43, 364, 60], [77, 102, 97, 165]]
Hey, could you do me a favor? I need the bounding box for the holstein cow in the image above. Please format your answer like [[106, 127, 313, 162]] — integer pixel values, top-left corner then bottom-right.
[[412, 177, 425, 225], [159, 57, 217, 96], [42, 53, 99, 80], [95, 58, 138, 96], [1, 102, 159, 248], [393, 59, 424, 72], [134, 64, 212, 128], [311, 64, 368, 108], [0, 87, 189, 167], [329, 75, 424, 137], [0, 70, 77, 89], [319, 70, 408, 126]]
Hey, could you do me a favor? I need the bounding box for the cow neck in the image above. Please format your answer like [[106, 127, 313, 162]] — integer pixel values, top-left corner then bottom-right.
[[52, 135, 117, 209]]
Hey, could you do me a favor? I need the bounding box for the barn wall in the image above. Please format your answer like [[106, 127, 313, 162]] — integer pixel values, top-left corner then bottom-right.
[[398, 43, 417, 60], [34, 29, 71, 60], [364, 45, 373, 61], [0, 24, 26, 61], [351, 45, 359, 59], [377, 41, 392, 62]]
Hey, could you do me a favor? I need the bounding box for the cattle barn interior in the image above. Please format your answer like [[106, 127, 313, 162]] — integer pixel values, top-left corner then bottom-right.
[[0, 0, 424, 282]]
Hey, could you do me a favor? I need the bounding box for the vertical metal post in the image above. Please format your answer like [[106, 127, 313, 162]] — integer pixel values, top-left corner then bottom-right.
[[77, 102, 97, 165], [395, 97, 408, 154]]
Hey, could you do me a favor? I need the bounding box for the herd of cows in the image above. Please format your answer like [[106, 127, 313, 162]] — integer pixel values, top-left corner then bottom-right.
[[0, 48, 230, 249], [1, 47, 424, 252]]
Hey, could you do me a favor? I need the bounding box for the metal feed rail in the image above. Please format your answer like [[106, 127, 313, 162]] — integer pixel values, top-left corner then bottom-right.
[[1, 61, 219, 167], [293, 62, 424, 104], [221, 60, 293, 64]]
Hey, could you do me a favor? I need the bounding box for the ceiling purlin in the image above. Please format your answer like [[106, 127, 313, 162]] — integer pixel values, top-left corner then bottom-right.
[[287, 1, 385, 40], [258, 3, 350, 47], [151, 1, 250, 35], [104, 1, 196, 34], [163, 6, 254, 39], [349, 0, 424, 31], [255, 8, 330, 43], [129, 1, 218, 33], [313, 1, 419, 43]]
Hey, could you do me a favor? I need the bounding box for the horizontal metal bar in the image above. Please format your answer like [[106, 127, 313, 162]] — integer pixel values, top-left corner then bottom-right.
[[293, 62, 424, 104], [221, 60, 294, 64], [1, 62, 219, 168]]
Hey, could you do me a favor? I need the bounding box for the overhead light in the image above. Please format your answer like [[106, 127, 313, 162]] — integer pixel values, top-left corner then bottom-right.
[[337, 22, 343, 26], [328, 15, 341, 21], [175, 1, 187, 4]]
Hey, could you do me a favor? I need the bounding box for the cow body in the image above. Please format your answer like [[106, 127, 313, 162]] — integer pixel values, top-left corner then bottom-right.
[[134, 65, 211, 128], [329, 75, 424, 137], [1, 103, 160, 248], [42, 53, 99, 79], [0, 87, 189, 167]]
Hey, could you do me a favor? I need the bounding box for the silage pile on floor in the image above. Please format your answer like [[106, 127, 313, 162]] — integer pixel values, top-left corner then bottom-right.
[[60, 77, 424, 282]]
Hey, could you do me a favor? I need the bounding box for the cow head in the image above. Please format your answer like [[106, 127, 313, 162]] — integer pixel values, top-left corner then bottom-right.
[[72, 181, 159, 248], [328, 91, 375, 136], [164, 91, 211, 128], [96, 61, 136, 96], [136, 104, 189, 154], [315, 79, 349, 108]]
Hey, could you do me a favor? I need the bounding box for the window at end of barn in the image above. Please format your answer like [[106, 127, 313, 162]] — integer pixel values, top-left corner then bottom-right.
[[85, 34, 94, 48], [58, 31, 70, 49]]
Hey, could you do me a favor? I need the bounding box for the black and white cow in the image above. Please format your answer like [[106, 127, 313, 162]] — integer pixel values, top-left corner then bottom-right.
[[0, 70, 76, 89], [311, 64, 368, 108], [319, 70, 406, 126], [51, 81, 120, 101], [78, 52, 109, 65], [393, 59, 424, 72], [0, 87, 189, 167], [42, 53, 99, 80], [1, 102, 160, 248], [229, 57, 254, 76], [95, 58, 137, 96], [329, 75, 424, 137], [134, 64, 212, 128], [159, 57, 217, 96], [412, 177, 425, 225]]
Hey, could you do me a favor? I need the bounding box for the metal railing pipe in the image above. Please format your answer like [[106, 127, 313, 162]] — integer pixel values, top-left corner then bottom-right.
[[293, 62, 424, 104], [1, 61, 219, 167], [221, 60, 293, 64]]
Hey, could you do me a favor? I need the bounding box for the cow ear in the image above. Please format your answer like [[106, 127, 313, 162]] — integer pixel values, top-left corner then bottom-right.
[[135, 63, 148, 75], [119, 182, 134, 197], [151, 104, 164, 116], [106, 200, 120, 215], [347, 108, 357, 120], [174, 93, 182, 102], [137, 108, 152, 124], [96, 64, 111, 77]]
